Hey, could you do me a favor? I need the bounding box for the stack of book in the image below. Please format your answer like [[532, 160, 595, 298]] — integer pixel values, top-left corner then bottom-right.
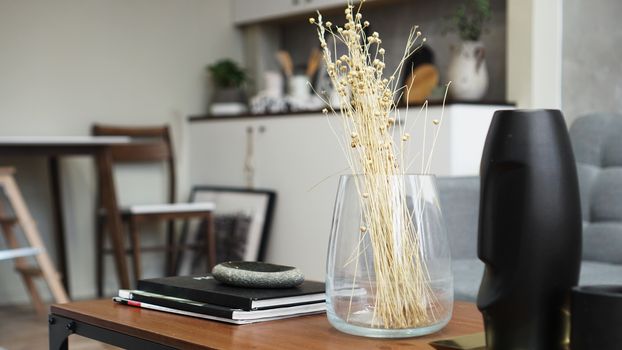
[[113, 275, 326, 324]]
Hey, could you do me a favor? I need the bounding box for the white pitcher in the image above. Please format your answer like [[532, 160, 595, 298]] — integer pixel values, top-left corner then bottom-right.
[[447, 41, 488, 101]]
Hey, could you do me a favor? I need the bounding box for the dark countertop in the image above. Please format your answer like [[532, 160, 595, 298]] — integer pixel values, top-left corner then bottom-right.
[[188, 100, 515, 123]]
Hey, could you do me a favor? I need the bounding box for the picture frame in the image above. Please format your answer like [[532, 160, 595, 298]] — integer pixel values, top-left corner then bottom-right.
[[176, 186, 276, 275]]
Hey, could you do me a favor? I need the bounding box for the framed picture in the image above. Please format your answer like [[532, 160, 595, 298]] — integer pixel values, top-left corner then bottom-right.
[[176, 186, 276, 275]]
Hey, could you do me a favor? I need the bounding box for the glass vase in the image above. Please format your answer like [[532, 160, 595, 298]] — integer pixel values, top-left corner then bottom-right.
[[326, 174, 453, 338]]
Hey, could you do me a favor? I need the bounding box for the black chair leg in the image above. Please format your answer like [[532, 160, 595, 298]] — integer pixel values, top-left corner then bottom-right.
[[206, 214, 216, 270], [127, 218, 141, 285], [95, 217, 105, 298], [165, 220, 175, 276]]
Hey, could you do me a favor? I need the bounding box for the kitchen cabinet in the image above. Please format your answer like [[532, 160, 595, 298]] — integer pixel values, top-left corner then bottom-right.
[[189, 114, 344, 282], [232, 0, 356, 25], [188, 103, 509, 280]]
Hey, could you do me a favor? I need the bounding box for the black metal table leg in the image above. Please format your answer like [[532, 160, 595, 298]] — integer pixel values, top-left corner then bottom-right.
[[48, 314, 176, 350], [49, 315, 71, 350]]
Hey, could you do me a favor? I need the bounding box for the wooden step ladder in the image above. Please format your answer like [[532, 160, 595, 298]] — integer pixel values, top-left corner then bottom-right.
[[0, 167, 69, 315]]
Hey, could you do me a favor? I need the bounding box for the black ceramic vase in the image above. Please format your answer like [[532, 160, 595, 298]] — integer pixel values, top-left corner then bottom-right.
[[477, 109, 582, 350]]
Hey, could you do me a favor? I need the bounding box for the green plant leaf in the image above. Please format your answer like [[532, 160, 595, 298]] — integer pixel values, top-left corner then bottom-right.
[[447, 0, 491, 41], [207, 59, 248, 88]]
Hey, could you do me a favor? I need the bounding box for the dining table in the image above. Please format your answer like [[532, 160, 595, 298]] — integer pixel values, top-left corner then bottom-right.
[[0, 136, 133, 294]]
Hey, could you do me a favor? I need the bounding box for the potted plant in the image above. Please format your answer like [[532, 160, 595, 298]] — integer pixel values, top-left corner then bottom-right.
[[446, 0, 491, 100], [207, 59, 249, 115]]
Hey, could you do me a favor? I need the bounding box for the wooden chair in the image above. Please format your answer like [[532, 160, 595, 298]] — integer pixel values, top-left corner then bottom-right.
[[0, 167, 69, 315], [93, 124, 215, 296]]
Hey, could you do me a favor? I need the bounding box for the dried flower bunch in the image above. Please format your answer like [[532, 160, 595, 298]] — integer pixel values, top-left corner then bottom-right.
[[311, 1, 445, 177], [310, 1, 447, 330]]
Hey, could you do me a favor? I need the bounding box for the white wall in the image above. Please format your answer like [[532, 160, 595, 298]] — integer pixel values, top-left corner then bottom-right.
[[562, 0, 622, 125], [506, 0, 563, 110], [0, 0, 241, 304]]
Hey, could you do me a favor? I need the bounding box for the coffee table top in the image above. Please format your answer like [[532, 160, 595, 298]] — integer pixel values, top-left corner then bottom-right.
[[51, 299, 483, 350]]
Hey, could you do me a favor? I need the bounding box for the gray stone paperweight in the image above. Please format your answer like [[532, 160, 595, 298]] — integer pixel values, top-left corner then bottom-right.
[[212, 261, 304, 288]]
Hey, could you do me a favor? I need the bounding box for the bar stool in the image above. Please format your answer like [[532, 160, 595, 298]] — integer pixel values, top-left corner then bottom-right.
[[0, 167, 68, 314]]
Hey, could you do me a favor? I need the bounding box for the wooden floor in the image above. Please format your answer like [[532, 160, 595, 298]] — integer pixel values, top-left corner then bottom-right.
[[0, 303, 119, 350]]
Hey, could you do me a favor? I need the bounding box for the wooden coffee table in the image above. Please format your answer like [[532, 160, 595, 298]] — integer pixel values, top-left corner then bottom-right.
[[49, 299, 483, 349]]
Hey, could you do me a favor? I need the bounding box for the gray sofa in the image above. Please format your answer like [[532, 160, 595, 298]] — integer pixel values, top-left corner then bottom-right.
[[439, 113, 622, 301]]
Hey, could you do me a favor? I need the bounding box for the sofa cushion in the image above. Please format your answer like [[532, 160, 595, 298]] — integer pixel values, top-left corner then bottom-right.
[[452, 259, 622, 302], [570, 115, 622, 167], [570, 114, 622, 264], [589, 168, 622, 222], [437, 176, 480, 260], [583, 223, 622, 264], [578, 260, 622, 286], [576, 163, 600, 221], [452, 259, 484, 301]]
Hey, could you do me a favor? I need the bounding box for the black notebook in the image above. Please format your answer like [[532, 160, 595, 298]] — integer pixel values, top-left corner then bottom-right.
[[117, 289, 325, 322], [136, 275, 325, 310]]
